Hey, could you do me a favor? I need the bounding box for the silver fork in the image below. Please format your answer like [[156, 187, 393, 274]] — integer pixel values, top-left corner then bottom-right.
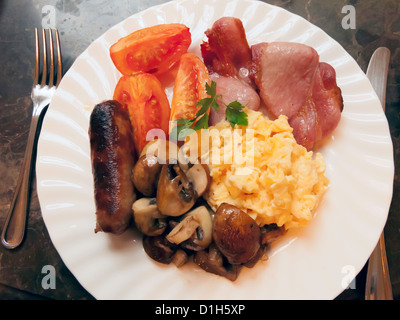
[[1, 28, 62, 249]]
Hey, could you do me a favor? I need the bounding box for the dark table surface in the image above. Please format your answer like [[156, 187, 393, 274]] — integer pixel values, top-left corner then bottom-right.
[[0, 0, 399, 301]]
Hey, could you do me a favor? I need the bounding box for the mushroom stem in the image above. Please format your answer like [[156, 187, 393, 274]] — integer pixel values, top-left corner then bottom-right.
[[166, 206, 213, 251], [172, 249, 189, 268], [167, 217, 200, 244], [185, 164, 211, 197]]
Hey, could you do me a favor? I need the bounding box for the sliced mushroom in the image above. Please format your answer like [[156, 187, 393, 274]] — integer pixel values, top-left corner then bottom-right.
[[132, 140, 180, 196], [132, 198, 167, 236], [132, 155, 162, 196], [140, 139, 179, 164], [260, 224, 286, 245], [171, 249, 189, 268], [176, 151, 198, 173], [142, 234, 177, 264], [166, 206, 213, 251], [157, 163, 197, 216], [185, 164, 211, 197], [243, 246, 268, 269], [193, 244, 242, 281]]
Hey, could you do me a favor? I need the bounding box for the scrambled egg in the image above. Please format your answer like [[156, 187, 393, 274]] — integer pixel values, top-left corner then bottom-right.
[[182, 109, 329, 230]]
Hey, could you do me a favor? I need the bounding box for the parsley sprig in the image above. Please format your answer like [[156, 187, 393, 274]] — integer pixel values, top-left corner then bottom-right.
[[170, 81, 248, 140]]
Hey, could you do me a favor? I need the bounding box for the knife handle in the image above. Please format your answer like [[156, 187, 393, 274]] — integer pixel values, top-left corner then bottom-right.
[[364, 47, 393, 300], [365, 233, 393, 300]]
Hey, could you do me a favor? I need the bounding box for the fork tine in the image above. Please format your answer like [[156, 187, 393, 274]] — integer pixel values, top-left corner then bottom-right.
[[40, 29, 47, 87], [55, 29, 62, 87], [48, 29, 54, 86], [34, 28, 39, 86]]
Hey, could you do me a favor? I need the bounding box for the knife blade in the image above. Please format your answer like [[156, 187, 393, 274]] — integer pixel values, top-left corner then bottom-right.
[[365, 47, 392, 300], [366, 47, 390, 111]]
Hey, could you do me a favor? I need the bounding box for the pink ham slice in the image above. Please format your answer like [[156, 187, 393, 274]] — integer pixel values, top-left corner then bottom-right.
[[209, 74, 261, 125], [252, 42, 343, 150]]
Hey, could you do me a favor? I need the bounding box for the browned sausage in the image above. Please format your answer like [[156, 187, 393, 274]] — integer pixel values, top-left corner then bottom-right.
[[89, 100, 136, 235]]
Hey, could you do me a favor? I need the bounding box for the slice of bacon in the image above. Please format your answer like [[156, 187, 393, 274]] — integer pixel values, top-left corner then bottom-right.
[[201, 17, 253, 86], [201, 17, 343, 150], [252, 42, 320, 119], [312, 62, 344, 139], [252, 42, 343, 150], [288, 98, 318, 151]]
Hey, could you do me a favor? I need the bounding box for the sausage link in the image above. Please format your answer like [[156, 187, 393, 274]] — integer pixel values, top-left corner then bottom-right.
[[89, 100, 136, 235]]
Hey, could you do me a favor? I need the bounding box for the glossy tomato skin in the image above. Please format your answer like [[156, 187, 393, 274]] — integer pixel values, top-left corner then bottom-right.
[[110, 24, 191, 76], [170, 52, 210, 124], [113, 73, 170, 154]]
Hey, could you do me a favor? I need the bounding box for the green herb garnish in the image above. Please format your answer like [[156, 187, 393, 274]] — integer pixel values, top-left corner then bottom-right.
[[170, 81, 248, 140], [225, 100, 249, 127]]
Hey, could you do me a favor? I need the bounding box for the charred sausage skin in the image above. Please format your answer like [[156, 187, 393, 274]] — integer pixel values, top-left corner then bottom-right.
[[89, 100, 136, 235]]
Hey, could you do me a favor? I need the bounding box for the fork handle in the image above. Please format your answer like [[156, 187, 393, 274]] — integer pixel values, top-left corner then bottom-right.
[[1, 111, 41, 249]]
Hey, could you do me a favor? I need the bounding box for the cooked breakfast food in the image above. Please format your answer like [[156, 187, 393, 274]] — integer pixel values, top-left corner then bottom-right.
[[201, 17, 343, 150], [212, 203, 261, 265], [110, 23, 191, 76], [88, 16, 343, 280], [187, 109, 329, 230], [252, 43, 343, 150], [201, 17, 253, 87], [208, 74, 261, 126], [89, 100, 137, 235], [170, 53, 210, 126], [113, 73, 171, 154]]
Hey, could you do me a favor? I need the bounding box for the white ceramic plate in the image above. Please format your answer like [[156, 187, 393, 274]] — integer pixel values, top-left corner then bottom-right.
[[36, 0, 394, 300]]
